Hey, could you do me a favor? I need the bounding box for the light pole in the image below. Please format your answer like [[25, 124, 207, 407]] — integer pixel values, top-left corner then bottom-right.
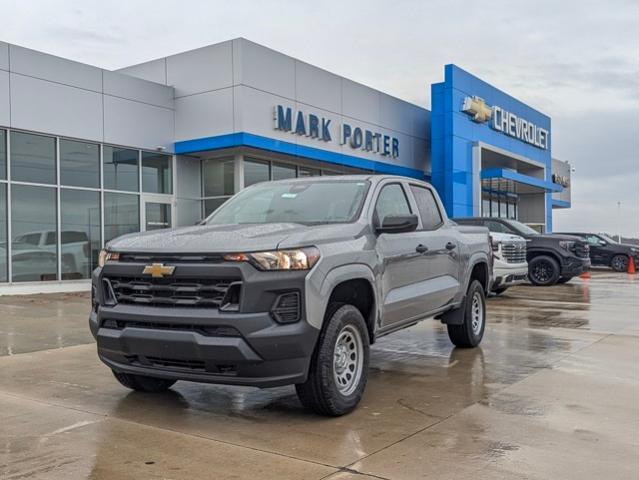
[[617, 201, 622, 243]]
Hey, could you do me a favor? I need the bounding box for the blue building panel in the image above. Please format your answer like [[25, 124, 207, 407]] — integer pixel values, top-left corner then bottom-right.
[[431, 64, 555, 231]]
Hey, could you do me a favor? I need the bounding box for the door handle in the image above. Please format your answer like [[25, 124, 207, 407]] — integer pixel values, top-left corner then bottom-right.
[[415, 244, 429, 254], [445, 242, 456, 251]]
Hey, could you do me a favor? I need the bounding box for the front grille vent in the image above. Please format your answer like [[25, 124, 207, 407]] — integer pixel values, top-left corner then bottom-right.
[[118, 253, 225, 264], [101, 319, 240, 337], [501, 243, 527, 264], [104, 276, 241, 309], [271, 291, 301, 324]]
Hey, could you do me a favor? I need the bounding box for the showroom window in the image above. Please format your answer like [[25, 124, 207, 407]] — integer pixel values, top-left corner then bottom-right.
[[0, 184, 6, 282], [244, 159, 270, 187], [60, 139, 100, 188], [104, 193, 140, 244], [298, 167, 320, 177], [202, 157, 234, 218], [142, 152, 173, 194], [272, 163, 296, 180], [104, 146, 139, 192], [0, 129, 6, 180], [11, 185, 58, 282], [10, 132, 57, 184], [60, 189, 101, 280]]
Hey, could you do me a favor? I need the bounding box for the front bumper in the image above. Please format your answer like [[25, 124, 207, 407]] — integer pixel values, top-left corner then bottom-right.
[[492, 261, 529, 289], [90, 261, 319, 388], [561, 256, 591, 277]]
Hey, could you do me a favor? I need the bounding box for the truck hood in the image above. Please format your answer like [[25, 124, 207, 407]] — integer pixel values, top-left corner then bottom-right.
[[107, 222, 365, 253], [528, 233, 583, 242]]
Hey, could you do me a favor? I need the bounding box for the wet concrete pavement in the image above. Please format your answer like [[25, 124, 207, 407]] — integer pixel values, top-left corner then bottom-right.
[[1, 270, 638, 479]]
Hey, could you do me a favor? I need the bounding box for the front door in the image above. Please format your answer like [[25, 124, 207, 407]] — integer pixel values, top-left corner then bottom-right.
[[374, 182, 432, 328], [142, 196, 173, 232]]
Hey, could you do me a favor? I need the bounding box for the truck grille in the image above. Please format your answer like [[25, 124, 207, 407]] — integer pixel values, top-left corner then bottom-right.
[[104, 276, 241, 309], [502, 243, 527, 264]]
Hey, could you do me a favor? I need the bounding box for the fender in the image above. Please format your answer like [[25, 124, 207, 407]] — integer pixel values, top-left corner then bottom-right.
[[305, 262, 378, 330]]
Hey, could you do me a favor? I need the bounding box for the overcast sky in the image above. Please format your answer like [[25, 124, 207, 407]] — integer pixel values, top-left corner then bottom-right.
[[2, 0, 638, 236]]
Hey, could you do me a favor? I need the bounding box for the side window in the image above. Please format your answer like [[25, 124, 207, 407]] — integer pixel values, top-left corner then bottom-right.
[[410, 185, 443, 230], [484, 220, 508, 233], [585, 235, 600, 245], [374, 184, 411, 224]]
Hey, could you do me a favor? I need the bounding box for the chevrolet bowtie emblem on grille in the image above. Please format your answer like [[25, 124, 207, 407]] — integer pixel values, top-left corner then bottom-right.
[[142, 263, 175, 278], [462, 95, 492, 123]]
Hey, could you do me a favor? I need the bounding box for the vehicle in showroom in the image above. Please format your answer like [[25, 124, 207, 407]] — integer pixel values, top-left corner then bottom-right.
[[453, 217, 590, 286], [556, 232, 639, 272], [486, 232, 528, 295], [90, 175, 492, 416]]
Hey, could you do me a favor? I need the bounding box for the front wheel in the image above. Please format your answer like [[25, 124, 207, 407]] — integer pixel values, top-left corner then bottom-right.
[[528, 255, 561, 286], [112, 370, 176, 392], [611, 254, 629, 272], [296, 304, 369, 416], [447, 280, 486, 348]]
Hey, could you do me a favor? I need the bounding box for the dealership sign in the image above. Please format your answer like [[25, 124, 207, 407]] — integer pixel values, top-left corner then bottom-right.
[[273, 105, 399, 158], [462, 96, 549, 150]]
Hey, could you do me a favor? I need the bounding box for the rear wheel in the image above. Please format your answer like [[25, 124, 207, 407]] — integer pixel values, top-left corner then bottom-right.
[[112, 370, 176, 392], [447, 280, 486, 348], [611, 254, 629, 272], [296, 304, 369, 416], [528, 255, 561, 286]]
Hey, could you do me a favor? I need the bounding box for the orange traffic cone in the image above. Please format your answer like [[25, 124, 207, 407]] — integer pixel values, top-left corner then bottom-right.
[[628, 256, 636, 275], [580, 270, 591, 280]]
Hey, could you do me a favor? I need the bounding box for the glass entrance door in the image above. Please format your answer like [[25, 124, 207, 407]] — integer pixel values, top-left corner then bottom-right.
[[142, 197, 173, 231]]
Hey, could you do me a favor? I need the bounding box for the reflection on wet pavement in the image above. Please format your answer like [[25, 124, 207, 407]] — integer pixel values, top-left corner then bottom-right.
[[1, 271, 638, 479]]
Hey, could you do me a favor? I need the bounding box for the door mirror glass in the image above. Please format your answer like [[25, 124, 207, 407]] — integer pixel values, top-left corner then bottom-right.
[[376, 214, 418, 234]]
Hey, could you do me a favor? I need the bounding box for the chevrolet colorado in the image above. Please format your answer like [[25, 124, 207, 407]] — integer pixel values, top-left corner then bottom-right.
[[90, 175, 492, 416]]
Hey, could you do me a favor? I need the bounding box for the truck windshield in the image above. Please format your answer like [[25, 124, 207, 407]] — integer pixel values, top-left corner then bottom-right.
[[205, 180, 370, 225], [504, 220, 540, 236]]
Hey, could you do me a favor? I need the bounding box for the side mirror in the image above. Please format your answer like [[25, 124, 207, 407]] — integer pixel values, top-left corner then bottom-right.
[[376, 214, 419, 234]]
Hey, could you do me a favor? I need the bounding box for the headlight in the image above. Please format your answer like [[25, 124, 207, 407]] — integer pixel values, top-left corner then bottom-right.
[[489, 236, 500, 252], [98, 249, 120, 267], [631, 247, 639, 253], [224, 247, 320, 271], [558, 241, 575, 251]]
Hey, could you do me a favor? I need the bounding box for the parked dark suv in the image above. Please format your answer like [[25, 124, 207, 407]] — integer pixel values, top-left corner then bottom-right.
[[556, 233, 639, 272], [453, 217, 591, 286]]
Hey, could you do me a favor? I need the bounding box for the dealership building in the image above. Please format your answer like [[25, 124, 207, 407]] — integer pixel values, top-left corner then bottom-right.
[[0, 38, 571, 292]]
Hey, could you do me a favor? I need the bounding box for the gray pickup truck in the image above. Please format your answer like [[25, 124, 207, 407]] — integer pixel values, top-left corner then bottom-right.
[[90, 175, 492, 416]]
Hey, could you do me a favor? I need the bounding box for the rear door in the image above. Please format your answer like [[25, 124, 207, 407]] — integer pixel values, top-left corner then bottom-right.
[[408, 184, 462, 312], [373, 182, 430, 328]]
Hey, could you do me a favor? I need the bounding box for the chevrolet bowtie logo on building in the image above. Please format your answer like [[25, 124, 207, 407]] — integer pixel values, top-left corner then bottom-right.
[[462, 96, 493, 123], [142, 263, 175, 278], [461, 95, 550, 150]]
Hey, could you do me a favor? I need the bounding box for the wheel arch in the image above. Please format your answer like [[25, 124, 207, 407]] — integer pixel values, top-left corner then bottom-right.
[[310, 264, 378, 343]]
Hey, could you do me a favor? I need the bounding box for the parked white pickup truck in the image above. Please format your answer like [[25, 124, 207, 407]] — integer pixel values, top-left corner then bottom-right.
[[489, 232, 528, 295]]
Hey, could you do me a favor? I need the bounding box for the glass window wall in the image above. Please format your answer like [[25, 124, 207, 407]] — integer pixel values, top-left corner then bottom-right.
[[203, 157, 234, 197], [104, 193, 140, 244], [11, 132, 56, 184], [61, 189, 101, 280], [0, 130, 6, 180], [104, 146, 139, 192], [0, 184, 6, 282], [11, 185, 58, 282], [60, 139, 100, 188], [272, 163, 296, 180], [142, 152, 172, 194], [244, 159, 270, 187]]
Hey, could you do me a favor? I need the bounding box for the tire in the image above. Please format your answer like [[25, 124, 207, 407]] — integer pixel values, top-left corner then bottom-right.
[[492, 286, 508, 296], [557, 276, 572, 284], [112, 370, 177, 392], [611, 254, 629, 272], [296, 304, 370, 416], [447, 280, 486, 348], [528, 255, 561, 286]]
